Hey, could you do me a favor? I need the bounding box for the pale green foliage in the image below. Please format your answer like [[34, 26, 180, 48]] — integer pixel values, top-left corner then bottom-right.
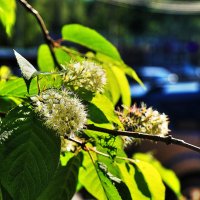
[[134, 153, 182, 198], [37, 44, 55, 72], [62, 24, 122, 61], [0, 0, 16, 36]]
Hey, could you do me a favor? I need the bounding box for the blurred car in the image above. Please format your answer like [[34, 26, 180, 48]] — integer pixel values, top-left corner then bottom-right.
[[135, 66, 178, 85]]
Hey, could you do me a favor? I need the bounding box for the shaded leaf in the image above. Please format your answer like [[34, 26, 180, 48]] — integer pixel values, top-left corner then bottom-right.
[[37, 153, 83, 200], [0, 184, 13, 200], [0, 106, 61, 200], [62, 24, 121, 61], [0, 97, 20, 113]]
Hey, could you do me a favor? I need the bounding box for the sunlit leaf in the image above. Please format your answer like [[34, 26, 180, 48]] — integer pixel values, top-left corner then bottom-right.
[[90, 93, 122, 127], [96, 162, 122, 200], [79, 152, 122, 200], [104, 66, 121, 105], [0, 78, 38, 98], [37, 44, 55, 72], [134, 153, 181, 198], [0, 0, 16, 36], [118, 162, 150, 200], [111, 66, 131, 107], [79, 152, 107, 200], [122, 65, 144, 88], [96, 53, 143, 87], [55, 47, 71, 65], [62, 24, 122, 61], [133, 160, 165, 200]]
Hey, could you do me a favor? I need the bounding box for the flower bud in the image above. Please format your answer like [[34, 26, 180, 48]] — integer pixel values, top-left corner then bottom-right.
[[63, 60, 106, 93], [116, 103, 170, 146]]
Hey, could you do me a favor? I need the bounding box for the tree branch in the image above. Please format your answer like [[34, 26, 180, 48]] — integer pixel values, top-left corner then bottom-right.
[[86, 124, 200, 153], [17, 0, 62, 70]]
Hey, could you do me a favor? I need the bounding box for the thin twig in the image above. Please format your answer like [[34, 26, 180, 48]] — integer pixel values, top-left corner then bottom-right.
[[86, 124, 200, 153], [18, 0, 62, 70], [87, 146, 137, 163]]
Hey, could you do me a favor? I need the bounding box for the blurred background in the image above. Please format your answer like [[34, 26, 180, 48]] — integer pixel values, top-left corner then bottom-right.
[[1, 0, 200, 199]]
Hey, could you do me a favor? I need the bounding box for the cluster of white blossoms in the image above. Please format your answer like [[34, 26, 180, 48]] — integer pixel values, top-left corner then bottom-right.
[[63, 60, 106, 93], [31, 89, 87, 138], [116, 103, 169, 145]]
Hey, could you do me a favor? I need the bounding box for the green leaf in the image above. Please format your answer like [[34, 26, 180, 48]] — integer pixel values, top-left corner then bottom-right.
[[91, 93, 122, 127], [0, 78, 38, 98], [62, 24, 122, 61], [122, 65, 144, 88], [134, 153, 181, 198], [87, 102, 110, 124], [104, 66, 121, 105], [0, 186, 2, 200], [14, 50, 38, 80], [0, 105, 61, 200], [96, 53, 143, 87], [0, 0, 16, 36], [55, 47, 71, 65], [96, 136, 126, 161], [111, 66, 131, 107], [37, 44, 55, 72], [97, 154, 132, 200], [96, 162, 122, 200], [60, 152, 75, 166], [79, 152, 122, 200], [0, 185, 13, 200], [37, 153, 83, 200], [79, 152, 107, 200], [0, 97, 19, 113], [118, 162, 150, 200], [133, 160, 165, 200]]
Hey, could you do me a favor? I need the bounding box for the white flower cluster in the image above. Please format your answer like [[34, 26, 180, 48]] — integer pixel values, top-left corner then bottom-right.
[[116, 103, 169, 145], [31, 89, 87, 137], [63, 60, 106, 93]]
